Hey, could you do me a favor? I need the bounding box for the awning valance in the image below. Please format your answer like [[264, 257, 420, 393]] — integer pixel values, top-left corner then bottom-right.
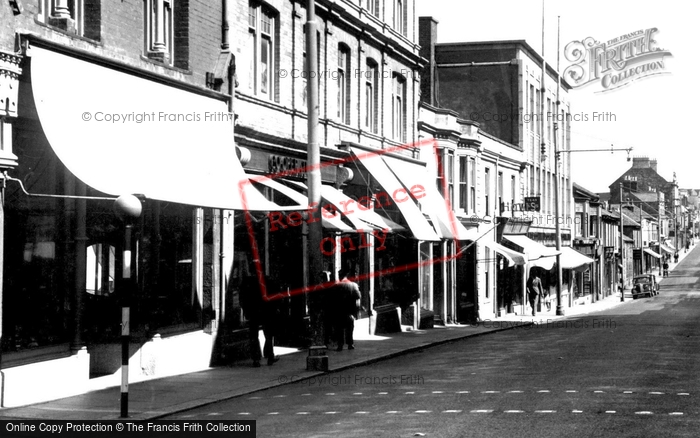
[[482, 239, 526, 266], [253, 176, 353, 232], [661, 241, 676, 253], [643, 248, 662, 259], [503, 235, 560, 270], [349, 147, 440, 241], [29, 45, 281, 211], [559, 247, 595, 272], [382, 154, 478, 241]]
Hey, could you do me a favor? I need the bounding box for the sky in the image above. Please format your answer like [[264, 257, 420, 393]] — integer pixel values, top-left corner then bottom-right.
[[415, 0, 697, 194]]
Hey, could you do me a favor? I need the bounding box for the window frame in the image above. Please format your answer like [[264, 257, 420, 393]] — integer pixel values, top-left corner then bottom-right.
[[337, 44, 351, 124], [248, 2, 277, 99], [392, 73, 407, 142]]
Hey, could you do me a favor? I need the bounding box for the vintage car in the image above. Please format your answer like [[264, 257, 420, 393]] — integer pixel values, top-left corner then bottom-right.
[[632, 275, 659, 299]]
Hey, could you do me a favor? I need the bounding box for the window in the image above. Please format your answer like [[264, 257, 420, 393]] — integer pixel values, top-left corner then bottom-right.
[[86, 244, 116, 296], [248, 2, 276, 98], [366, 0, 379, 15], [144, 0, 174, 64], [38, 0, 101, 40], [498, 171, 503, 215], [436, 149, 445, 197], [392, 74, 406, 142], [365, 59, 379, 133], [459, 156, 468, 211], [469, 157, 476, 213], [447, 150, 455, 206], [511, 175, 516, 209], [394, 0, 406, 35], [485, 167, 491, 216], [337, 45, 351, 124], [301, 25, 321, 109]]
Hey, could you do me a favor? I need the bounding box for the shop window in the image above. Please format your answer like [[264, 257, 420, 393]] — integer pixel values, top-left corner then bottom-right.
[[248, 2, 278, 99], [86, 243, 116, 295], [38, 0, 101, 40]]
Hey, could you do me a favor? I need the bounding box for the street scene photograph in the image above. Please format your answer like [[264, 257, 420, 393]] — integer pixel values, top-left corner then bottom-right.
[[0, 0, 697, 437]]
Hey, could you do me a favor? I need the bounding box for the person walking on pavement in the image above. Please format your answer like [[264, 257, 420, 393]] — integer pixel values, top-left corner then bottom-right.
[[334, 267, 361, 351], [239, 276, 280, 367], [527, 270, 544, 317], [663, 259, 669, 277]]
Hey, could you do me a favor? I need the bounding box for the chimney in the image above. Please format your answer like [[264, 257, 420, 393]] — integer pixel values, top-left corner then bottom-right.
[[419, 17, 439, 106], [632, 156, 650, 168], [650, 159, 658, 173]]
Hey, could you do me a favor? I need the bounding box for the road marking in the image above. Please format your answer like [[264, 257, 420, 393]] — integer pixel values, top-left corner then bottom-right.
[[267, 412, 279, 415], [405, 391, 415, 394], [386, 411, 401, 414], [623, 391, 633, 394], [456, 391, 470, 394], [324, 411, 338, 414], [179, 415, 196, 418], [378, 392, 388, 395], [471, 410, 493, 413], [677, 393, 690, 396], [325, 393, 335, 396], [605, 411, 616, 414], [296, 412, 309, 415], [504, 410, 524, 413], [432, 391, 444, 394], [566, 390, 577, 393], [273, 395, 287, 398], [206, 413, 223, 416], [508, 390, 523, 393], [649, 391, 664, 395], [669, 412, 684, 416], [237, 413, 251, 415], [301, 393, 312, 396], [537, 390, 550, 393], [635, 411, 653, 415], [353, 392, 363, 395], [482, 390, 500, 393], [535, 410, 556, 413], [355, 411, 369, 414], [248, 396, 262, 399], [415, 410, 432, 413], [594, 390, 605, 393], [572, 410, 583, 413], [443, 410, 462, 413]]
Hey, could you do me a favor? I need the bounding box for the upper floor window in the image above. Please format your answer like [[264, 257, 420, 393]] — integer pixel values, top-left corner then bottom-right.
[[366, 0, 380, 16], [392, 73, 406, 142], [337, 45, 351, 124], [484, 167, 491, 216], [469, 157, 476, 213], [38, 0, 101, 40], [248, 2, 277, 98], [447, 150, 454, 206], [394, 0, 406, 36], [459, 156, 468, 211], [144, 0, 174, 64], [365, 59, 379, 133]]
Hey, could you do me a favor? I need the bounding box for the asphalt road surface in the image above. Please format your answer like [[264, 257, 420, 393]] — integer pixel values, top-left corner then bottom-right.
[[162, 250, 700, 437]]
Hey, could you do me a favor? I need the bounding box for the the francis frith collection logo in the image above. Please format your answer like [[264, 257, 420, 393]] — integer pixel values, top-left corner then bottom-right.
[[563, 27, 672, 92]]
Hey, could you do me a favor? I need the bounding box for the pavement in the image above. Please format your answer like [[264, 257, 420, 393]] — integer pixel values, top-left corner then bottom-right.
[[0, 241, 694, 421]]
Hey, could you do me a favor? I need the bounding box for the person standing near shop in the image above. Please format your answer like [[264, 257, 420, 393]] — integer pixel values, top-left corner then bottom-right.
[[240, 276, 280, 367], [334, 268, 361, 351], [527, 271, 544, 317]]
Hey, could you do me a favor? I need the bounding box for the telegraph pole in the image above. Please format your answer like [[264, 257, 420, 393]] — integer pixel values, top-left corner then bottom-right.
[[619, 183, 625, 302]]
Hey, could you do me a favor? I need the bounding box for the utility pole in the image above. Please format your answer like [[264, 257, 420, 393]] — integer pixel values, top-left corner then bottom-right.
[[553, 16, 563, 316], [619, 183, 624, 302]]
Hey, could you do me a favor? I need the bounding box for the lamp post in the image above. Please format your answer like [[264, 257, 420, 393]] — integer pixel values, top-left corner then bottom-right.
[[114, 194, 142, 418]]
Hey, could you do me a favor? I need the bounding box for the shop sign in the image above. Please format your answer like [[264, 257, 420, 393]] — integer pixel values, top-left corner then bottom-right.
[[268, 155, 307, 179], [524, 196, 540, 212]]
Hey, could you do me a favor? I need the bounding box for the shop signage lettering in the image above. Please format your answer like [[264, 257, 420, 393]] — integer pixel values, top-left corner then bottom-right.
[[268, 155, 307, 179]]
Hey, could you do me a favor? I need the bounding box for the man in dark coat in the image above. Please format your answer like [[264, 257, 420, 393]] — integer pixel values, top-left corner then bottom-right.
[[240, 276, 280, 367], [334, 268, 361, 351]]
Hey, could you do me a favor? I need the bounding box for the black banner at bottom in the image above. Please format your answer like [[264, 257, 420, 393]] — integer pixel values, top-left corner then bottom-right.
[[2, 421, 256, 437]]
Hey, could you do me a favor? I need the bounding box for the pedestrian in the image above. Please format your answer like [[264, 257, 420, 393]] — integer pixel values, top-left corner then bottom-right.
[[334, 267, 361, 351], [663, 260, 669, 277], [527, 270, 543, 317], [239, 276, 280, 367], [320, 271, 336, 348], [674, 252, 679, 263]]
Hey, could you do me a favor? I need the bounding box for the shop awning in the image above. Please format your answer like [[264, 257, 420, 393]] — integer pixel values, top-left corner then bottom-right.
[[286, 181, 405, 233], [252, 176, 354, 232], [380, 154, 477, 241], [482, 239, 526, 266], [502, 235, 560, 270], [348, 147, 440, 241], [29, 45, 285, 211], [643, 248, 662, 259], [559, 247, 595, 272], [661, 241, 675, 253]]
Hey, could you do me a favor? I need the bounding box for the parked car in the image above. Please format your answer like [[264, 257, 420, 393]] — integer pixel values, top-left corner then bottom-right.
[[632, 275, 659, 299]]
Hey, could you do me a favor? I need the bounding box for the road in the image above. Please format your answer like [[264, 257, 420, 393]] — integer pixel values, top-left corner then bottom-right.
[[161, 250, 700, 437]]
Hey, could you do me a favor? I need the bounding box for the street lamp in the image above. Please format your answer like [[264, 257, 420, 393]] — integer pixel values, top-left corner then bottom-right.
[[114, 194, 142, 418]]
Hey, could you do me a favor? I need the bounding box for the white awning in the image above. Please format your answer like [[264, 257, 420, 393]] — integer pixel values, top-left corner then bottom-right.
[[503, 235, 560, 270], [643, 248, 662, 259], [661, 241, 676, 253], [29, 45, 283, 211], [482, 239, 526, 266], [252, 176, 353, 232], [349, 147, 440, 241], [286, 181, 405, 233], [559, 247, 595, 272], [382, 154, 478, 241]]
